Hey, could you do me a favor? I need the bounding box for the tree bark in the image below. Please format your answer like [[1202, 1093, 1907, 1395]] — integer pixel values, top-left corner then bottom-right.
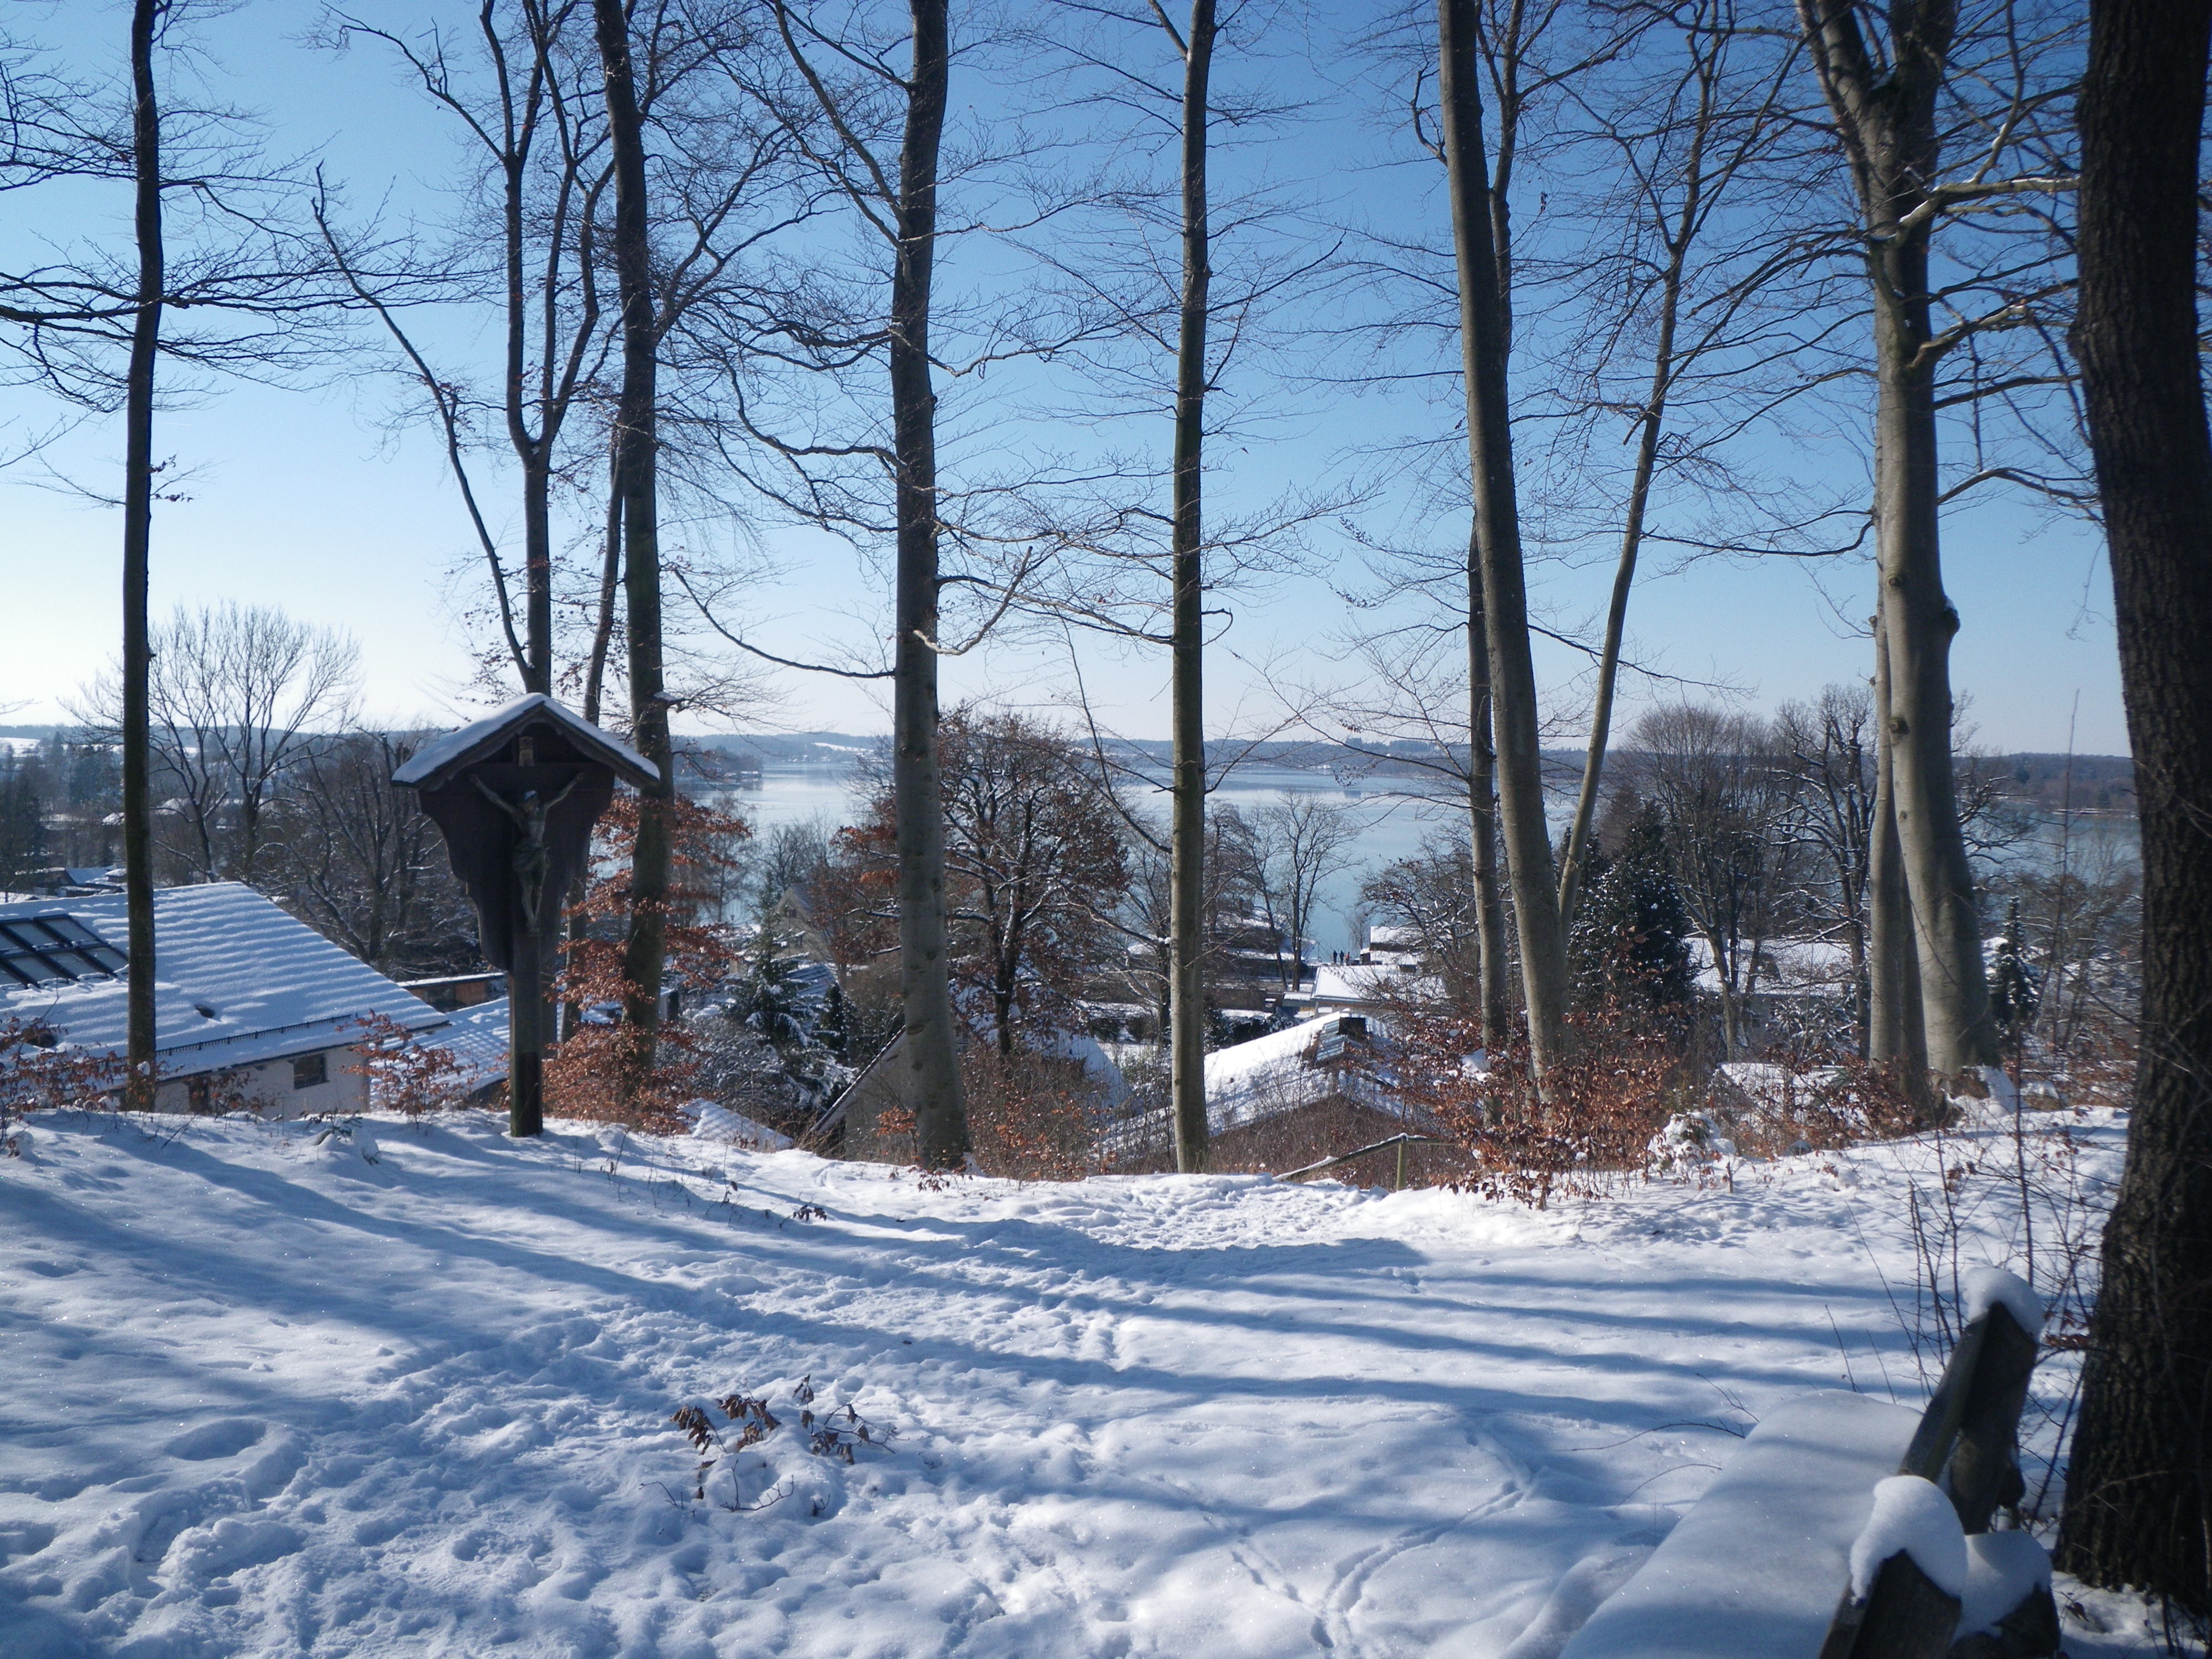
[[1167, 0, 1217, 1173], [1868, 611, 1927, 1078], [121, 0, 164, 1111], [1465, 546, 1509, 1051], [890, 0, 967, 1168], [1798, 0, 1997, 1080], [593, 0, 672, 1082], [2057, 0, 2212, 1605], [1436, 0, 1569, 1075], [502, 113, 555, 695]]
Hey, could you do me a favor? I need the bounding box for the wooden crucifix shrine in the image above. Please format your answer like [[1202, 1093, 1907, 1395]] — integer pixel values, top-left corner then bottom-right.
[[394, 695, 658, 1135]]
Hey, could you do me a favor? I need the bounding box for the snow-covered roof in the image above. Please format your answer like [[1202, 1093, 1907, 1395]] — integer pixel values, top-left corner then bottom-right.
[[1686, 935, 1855, 997], [1366, 924, 1416, 951], [1708, 1062, 1846, 1110], [682, 1099, 795, 1151], [0, 884, 445, 1074], [392, 693, 655, 789], [413, 997, 509, 1093], [1310, 962, 1423, 1006], [1199, 1015, 1394, 1136]]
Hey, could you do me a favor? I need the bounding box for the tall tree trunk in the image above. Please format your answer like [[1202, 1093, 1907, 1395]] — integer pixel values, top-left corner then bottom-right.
[[1466, 550, 1509, 1050], [584, 436, 623, 725], [1868, 612, 1927, 1078], [2058, 0, 2212, 1605], [503, 139, 554, 695], [1871, 227, 1994, 1078], [1799, 0, 1997, 1080], [593, 0, 672, 1080], [890, 0, 967, 1168], [1167, 0, 1217, 1172], [1436, 0, 1569, 1075], [568, 440, 623, 1043], [121, 0, 164, 1111]]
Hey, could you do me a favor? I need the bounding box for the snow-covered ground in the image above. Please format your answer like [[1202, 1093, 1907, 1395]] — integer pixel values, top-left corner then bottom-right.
[[0, 1105, 2188, 1658]]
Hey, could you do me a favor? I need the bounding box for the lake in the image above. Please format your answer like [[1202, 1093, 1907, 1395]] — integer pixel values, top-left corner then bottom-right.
[[701, 760, 2137, 961]]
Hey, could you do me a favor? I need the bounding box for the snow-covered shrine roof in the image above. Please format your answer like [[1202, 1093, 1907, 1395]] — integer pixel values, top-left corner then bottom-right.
[[0, 883, 445, 1074], [392, 693, 656, 790]]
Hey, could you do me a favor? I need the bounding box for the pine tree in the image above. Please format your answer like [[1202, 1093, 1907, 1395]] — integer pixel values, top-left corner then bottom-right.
[[1988, 897, 2039, 1053], [816, 980, 849, 1060], [0, 756, 45, 890], [1569, 800, 1692, 1009], [740, 920, 812, 1047]]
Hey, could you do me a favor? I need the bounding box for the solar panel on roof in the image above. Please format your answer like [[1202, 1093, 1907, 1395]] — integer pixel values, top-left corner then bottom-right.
[[0, 914, 128, 986]]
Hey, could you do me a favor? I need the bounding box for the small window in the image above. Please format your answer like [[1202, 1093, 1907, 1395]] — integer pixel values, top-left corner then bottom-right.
[[292, 1052, 328, 1090]]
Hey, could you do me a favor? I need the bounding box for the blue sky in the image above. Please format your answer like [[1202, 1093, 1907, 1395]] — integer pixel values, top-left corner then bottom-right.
[[0, 0, 2129, 754]]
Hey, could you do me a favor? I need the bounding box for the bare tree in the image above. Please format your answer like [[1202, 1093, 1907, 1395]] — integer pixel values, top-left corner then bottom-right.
[[268, 730, 477, 978], [4, 7, 357, 1104], [1360, 836, 1484, 1014], [1252, 794, 1359, 991], [74, 604, 361, 886], [1551, 0, 1798, 927], [1772, 685, 1877, 1053], [118, 0, 163, 1107], [847, 711, 1129, 1056], [748, 0, 969, 1165], [1796, 0, 2076, 1079], [1434, 0, 1573, 1077], [1633, 703, 1797, 1056], [1160, 0, 1218, 1172], [319, 1, 613, 694], [587, 0, 679, 1089], [2057, 0, 2212, 1603]]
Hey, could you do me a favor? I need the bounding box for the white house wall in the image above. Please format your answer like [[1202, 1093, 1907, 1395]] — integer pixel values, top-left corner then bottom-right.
[[148, 1050, 367, 1120]]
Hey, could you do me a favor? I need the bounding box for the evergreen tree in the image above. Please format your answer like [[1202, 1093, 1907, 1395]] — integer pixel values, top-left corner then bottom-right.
[[1569, 799, 1692, 1008], [0, 754, 46, 890], [1988, 897, 2039, 1051], [739, 919, 813, 1047], [816, 979, 849, 1060]]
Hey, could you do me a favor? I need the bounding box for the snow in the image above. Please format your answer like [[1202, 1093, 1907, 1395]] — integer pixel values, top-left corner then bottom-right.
[[681, 1098, 796, 1150], [1193, 1015, 1396, 1134], [390, 693, 655, 787], [1959, 1532, 2052, 1637], [1499, 1545, 1655, 1659], [1559, 1392, 1921, 1659], [0, 884, 444, 1073], [1310, 962, 1418, 1006], [1962, 1266, 2044, 1338], [1976, 1067, 2022, 1112], [414, 997, 511, 1093], [0, 1105, 2140, 1659], [1709, 1063, 1846, 1109], [1847, 1475, 1966, 1601]]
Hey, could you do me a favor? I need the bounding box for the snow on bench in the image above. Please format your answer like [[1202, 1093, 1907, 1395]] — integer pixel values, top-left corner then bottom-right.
[[1559, 1392, 1920, 1659], [1557, 1269, 2055, 1659]]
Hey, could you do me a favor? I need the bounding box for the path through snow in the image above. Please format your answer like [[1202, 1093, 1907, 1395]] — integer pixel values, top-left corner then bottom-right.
[[0, 1107, 2173, 1657]]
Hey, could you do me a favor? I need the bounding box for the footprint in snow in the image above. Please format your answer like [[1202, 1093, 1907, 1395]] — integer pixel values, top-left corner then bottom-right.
[[162, 1418, 266, 1462]]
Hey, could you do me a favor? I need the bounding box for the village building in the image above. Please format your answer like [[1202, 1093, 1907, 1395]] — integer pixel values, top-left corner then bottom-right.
[[1097, 1012, 1438, 1176], [0, 883, 445, 1115]]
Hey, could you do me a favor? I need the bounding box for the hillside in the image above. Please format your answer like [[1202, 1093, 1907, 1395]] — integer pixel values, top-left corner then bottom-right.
[[0, 1108, 2177, 1658]]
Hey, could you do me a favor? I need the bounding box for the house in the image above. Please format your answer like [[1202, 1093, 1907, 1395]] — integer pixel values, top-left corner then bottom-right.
[[1363, 924, 1422, 968], [0, 883, 445, 1116], [1281, 957, 1434, 1020], [399, 971, 508, 1013], [1101, 1013, 1430, 1173]]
